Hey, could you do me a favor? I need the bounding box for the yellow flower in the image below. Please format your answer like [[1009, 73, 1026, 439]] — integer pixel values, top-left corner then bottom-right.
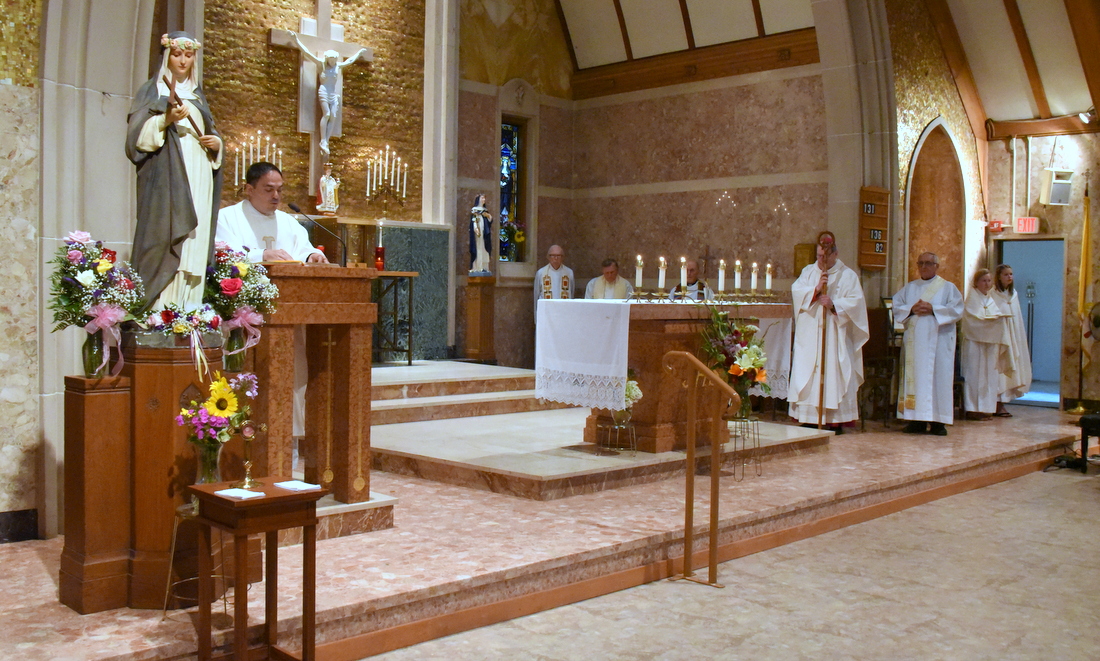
[[203, 376, 239, 418], [515, 230, 526, 243], [235, 262, 250, 277], [95, 259, 113, 274], [172, 320, 191, 334]]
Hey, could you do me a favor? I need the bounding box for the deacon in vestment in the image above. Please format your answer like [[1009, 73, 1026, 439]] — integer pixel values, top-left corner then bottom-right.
[[961, 269, 1015, 419], [788, 233, 869, 429], [992, 264, 1031, 416], [534, 244, 574, 312], [216, 162, 328, 444], [585, 259, 635, 299], [126, 31, 223, 309], [893, 252, 964, 435], [668, 260, 714, 301]]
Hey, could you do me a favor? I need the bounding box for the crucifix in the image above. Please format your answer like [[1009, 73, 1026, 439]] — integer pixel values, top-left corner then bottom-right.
[[269, 0, 373, 194], [698, 245, 719, 279]]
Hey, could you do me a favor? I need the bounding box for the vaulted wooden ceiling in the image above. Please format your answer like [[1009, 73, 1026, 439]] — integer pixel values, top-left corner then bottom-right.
[[554, 0, 1100, 137]]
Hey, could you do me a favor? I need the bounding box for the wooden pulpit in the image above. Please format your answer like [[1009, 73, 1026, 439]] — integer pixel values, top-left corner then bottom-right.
[[253, 264, 377, 503]]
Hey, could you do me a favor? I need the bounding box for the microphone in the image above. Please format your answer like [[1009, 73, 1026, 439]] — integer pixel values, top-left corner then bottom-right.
[[287, 203, 347, 267]]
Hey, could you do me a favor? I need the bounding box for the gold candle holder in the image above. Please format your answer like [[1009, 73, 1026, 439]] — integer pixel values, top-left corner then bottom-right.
[[233, 421, 267, 489]]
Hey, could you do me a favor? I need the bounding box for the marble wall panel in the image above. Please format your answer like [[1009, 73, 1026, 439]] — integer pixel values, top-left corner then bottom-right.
[[458, 90, 499, 182], [569, 184, 829, 285], [374, 226, 451, 362], [538, 103, 573, 189], [0, 84, 40, 513], [985, 133, 1100, 403], [458, 0, 573, 98], [493, 287, 535, 368], [573, 76, 828, 189], [205, 0, 425, 223], [535, 195, 573, 262]]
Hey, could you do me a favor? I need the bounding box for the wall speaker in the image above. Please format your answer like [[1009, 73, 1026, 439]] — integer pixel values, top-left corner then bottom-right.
[[1039, 168, 1073, 206]]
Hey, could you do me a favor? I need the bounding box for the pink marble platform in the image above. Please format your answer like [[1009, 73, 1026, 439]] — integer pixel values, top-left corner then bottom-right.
[[4, 406, 1083, 660]]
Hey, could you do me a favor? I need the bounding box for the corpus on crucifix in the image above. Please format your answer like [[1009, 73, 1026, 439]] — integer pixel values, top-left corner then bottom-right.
[[288, 31, 369, 157]]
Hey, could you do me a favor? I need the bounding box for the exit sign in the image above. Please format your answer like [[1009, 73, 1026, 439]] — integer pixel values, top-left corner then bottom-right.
[[1016, 217, 1039, 233]]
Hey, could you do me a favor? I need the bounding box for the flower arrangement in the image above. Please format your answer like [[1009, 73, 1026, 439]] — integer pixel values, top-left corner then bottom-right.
[[48, 231, 146, 376], [700, 307, 769, 417], [144, 303, 221, 335], [204, 243, 279, 368], [177, 371, 258, 484]]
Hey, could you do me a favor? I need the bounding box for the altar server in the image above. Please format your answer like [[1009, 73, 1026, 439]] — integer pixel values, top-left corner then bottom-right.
[[585, 259, 634, 299], [534, 245, 574, 310], [992, 264, 1031, 416], [961, 269, 1015, 420], [893, 252, 964, 435], [788, 232, 869, 430]]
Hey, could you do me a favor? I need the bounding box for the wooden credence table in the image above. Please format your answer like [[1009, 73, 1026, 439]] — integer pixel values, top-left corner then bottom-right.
[[189, 479, 328, 661]]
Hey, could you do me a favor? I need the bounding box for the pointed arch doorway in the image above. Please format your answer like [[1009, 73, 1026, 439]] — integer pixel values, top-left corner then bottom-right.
[[906, 121, 966, 287]]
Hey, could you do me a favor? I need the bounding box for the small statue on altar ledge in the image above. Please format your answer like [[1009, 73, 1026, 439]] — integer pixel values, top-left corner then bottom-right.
[[317, 162, 339, 215], [469, 194, 492, 274]]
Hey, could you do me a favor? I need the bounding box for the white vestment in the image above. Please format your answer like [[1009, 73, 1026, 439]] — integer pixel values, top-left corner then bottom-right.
[[215, 200, 323, 263], [788, 259, 869, 424], [961, 289, 1014, 414], [668, 281, 714, 301], [534, 264, 574, 312], [992, 288, 1031, 401], [893, 276, 964, 424], [216, 200, 322, 440], [586, 276, 634, 299]]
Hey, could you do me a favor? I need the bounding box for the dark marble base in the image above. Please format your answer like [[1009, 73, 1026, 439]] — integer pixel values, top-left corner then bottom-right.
[[0, 509, 37, 543]]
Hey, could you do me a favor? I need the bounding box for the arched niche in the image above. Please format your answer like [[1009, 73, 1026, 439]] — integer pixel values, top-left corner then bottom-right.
[[905, 119, 966, 288]]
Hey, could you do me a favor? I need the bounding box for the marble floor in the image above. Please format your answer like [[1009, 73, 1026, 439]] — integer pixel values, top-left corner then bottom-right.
[[1, 405, 1086, 660], [370, 466, 1100, 660]]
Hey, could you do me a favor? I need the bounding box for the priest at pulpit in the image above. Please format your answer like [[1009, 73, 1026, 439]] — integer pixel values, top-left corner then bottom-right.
[[216, 161, 328, 264]]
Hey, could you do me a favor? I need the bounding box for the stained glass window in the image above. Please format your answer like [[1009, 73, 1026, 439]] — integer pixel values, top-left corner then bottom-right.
[[499, 122, 525, 262]]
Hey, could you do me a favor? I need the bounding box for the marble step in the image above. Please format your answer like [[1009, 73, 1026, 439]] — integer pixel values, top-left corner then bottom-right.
[[371, 389, 572, 425], [372, 373, 536, 401]]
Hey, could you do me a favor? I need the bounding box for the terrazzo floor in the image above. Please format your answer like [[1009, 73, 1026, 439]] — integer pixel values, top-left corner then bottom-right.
[[370, 466, 1100, 660], [1, 405, 1087, 660]]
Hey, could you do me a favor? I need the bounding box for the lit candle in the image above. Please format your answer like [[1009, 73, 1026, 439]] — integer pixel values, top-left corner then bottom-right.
[[734, 260, 742, 291], [679, 256, 687, 291], [718, 259, 726, 292], [366, 166, 371, 198], [278, 149, 283, 171], [393, 157, 400, 187], [657, 256, 667, 290], [403, 163, 408, 198], [234, 147, 239, 186], [751, 262, 758, 291], [384, 145, 389, 179], [377, 220, 383, 248], [635, 255, 644, 288], [765, 263, 773, 292], [266, 135, 271, 162]]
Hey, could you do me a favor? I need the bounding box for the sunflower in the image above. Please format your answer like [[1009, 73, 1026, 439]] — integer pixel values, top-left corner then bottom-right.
[[203, 376, 239, 417]]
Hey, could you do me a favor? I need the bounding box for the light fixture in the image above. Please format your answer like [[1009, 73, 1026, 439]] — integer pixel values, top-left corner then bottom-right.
[[1078, 107, 1094, 123]]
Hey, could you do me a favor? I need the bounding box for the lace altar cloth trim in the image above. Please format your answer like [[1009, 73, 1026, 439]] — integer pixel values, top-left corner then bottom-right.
[[535, 368, 626, 410]]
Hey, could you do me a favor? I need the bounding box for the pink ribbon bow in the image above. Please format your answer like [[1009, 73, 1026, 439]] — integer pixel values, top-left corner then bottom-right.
[[83, 304, 127, 376], [222, 305, 264, 355]]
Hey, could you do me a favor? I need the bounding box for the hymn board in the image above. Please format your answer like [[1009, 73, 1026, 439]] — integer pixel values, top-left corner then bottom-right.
[[858, 186, 889, 270]]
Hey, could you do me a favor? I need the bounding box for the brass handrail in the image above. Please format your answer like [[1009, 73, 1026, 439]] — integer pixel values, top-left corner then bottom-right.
[[662, 350, 736, 588]]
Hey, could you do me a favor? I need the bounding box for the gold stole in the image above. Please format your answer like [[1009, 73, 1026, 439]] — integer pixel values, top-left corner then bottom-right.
[[900, 276, 947, 411], [593, 276, 627, 299], [542, 271, 570, 299]]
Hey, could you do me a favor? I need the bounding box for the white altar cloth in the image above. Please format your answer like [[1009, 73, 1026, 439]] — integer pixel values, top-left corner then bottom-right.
[[535, 299, 630, 409], [751, 316, 792, 399]]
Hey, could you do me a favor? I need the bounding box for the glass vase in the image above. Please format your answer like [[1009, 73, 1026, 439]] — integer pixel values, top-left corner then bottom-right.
[[223, 327, 246, 372], [732, 380, 753, 420], [612, 408, 632, 426], [194, 442, 223, 486], [82, 330, 107, 378]]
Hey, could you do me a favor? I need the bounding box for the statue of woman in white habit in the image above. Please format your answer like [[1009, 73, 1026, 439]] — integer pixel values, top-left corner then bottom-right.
[[469, 194, 492, 274], [125, 31, 223, 310], [317, 162, 340, 214], [288, 31, 370, 156]]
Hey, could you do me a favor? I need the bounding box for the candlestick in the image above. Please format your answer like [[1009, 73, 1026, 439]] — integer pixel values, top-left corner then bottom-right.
[[657, 256, 667, 290], [377, 220, 383, 248], [384, 145, 389, 177], [635, 255, 644, 288], [278, 149, 282, 171], [265, 135, 271, 162], [734, 259, 742, 291], [751, 262, 758, 291], [234, 148, 239, 186], [718, 259, 726, 292], [366, 166, 371, 198], [679, 256, 687, 291], [765, 263, 773, 292], [403, 163, 408, 198]]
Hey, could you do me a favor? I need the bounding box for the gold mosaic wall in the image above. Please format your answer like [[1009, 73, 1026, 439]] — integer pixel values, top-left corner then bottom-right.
[[460, 0, 573, 99], [204, 0, 425, 222], [0, 0, 41, 86], [885, 0, 985, 237]]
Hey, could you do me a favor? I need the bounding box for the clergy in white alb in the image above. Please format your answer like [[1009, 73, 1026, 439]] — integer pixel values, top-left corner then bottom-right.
[[788, 235, 869, 426], [534, 245, 574, 312], [961, 269, 1015, 417], [893, 253, 964, 432], [215, 162, 328, 441], [668, 260, 714, 301], [992, 264, 1031, 410], [585, 259, 635, 299]]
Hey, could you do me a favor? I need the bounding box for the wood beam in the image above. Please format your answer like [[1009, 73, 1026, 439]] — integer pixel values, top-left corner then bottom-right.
[[679, 0, 695, 50], [986, 115, 1100, 140], [752, 0, 766, 37], [1003, 0, 1050, 118], [1064, 0, 1100, 115], [552, 0, 579, 73], [572, 28, 818, 100], [612, 0, 633, 61]]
